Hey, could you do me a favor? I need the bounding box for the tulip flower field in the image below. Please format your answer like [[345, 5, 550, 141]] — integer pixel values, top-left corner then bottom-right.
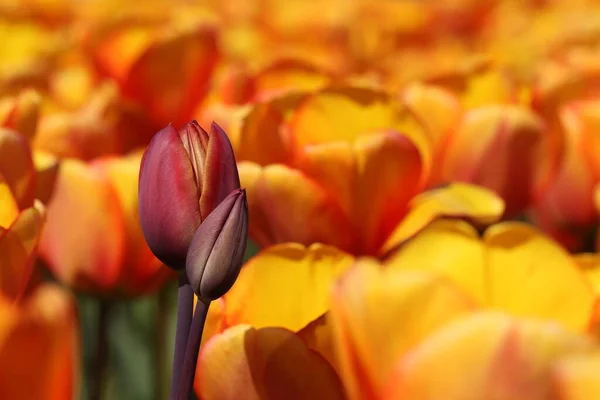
[[3, 0, 600, 398]]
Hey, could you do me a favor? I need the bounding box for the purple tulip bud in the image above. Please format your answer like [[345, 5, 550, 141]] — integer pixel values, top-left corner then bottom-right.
[[186, 188, 248, 301], [138, 121, 240, 269]]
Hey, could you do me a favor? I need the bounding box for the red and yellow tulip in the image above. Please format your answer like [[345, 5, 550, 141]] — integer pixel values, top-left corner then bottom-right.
[[235, 86, 505, 256]]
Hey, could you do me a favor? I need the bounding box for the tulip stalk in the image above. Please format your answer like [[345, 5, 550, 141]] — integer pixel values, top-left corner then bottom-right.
[[170, 274, 194, 400], [177, 299, 210, 400], [91, 300, 111, 400]]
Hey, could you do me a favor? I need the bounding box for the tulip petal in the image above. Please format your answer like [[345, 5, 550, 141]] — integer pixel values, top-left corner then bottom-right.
[[0, 180, 19, 229], [289, 87, 430, 155], [484, 222, 596, 331], [297, 314, 340, 377], [254, 59, 331, 100], [124, 26, 219, 126], [385, 313, 595, 400], [32, 150, 59, 205], [235, 102, 292, 165], [530, 104, 599, 250], [138, 125, 202, 269], [187, 189, 247, 301], [224, 243, 353, 331], [100, 153, 171, 295], [0, 128, 35, 209], [354, 132, 426, 255], [402, 83, 461, 152], [440, 105, 546, 217], [553, 352, 600, 400], [195, 325, 346, 400], [0, 201, 44, 300], [572, 254, 600, 296], [0, 89, 41, 140], [238, 162, 276, 247], [381, 183, 505, 254], [199, 123, 241, 219], [330, 260, 474, 399], [39, 159, 125, 292], [0, 284, 78, 400], [385, 219, 488, 302], [251, 164, 352, 250], [388, 221, 596, 331]]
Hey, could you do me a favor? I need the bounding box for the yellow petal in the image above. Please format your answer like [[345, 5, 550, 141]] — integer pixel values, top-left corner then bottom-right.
[[0, 201, 44, 300], [484, 222, 596, 331], [402, 83, 461, 152], [0, 180, 19, 229], [195, 325, 345, 400], [255, 59, 331, 99], [235, 101, 292, 165], [224, 243, 353, 331], [251, 164, 353, 251], [553, 352, 600, 400], [296, 314, 339, 376], [290, 87, 430, 158], [330, 260, 474, 400], [385, 219, 488, 303], [389, 221, 596, 331], [0, 128, 35, 208], [381, 183, 504, 254], [385, 312, 596, 400]]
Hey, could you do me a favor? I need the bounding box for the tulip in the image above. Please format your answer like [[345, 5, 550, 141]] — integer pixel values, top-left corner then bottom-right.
[[0, 284, 79, 400], [84, 17, 219, 127], [235, 86, 505, 256], [39, 152, 173, 296], [192, 246, 600, 400], [186, 188, 248, 301], [138, 121, 240, 270], [530, 101, 600, 251], [0, 165, 78, 400], [386, 219, 597, 332], [193, 243, 355, 399]]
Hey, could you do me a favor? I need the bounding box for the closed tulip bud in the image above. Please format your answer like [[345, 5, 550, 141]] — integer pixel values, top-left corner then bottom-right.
[[138, 121, 240, 269], [186, 188, 248, 301]]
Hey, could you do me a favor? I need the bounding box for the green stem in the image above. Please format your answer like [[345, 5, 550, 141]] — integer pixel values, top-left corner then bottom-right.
[[156, 286, 170, 400], [90, 300, 110, 400]]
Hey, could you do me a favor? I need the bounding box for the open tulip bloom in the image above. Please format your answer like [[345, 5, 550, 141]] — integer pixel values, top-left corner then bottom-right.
[[139, 121, 249, 400]]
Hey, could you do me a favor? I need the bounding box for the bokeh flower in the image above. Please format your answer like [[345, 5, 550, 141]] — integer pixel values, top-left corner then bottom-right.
[[39, 151, 173, 296], [235, 86, 505, 255]]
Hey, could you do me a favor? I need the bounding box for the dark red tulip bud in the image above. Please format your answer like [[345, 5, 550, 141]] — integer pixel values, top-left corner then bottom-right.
[[186, 188, 248, 301], [138, 121, 240, 269]]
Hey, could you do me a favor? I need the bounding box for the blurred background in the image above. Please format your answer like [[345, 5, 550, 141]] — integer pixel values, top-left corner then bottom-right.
[[3, 0, 600, 399]]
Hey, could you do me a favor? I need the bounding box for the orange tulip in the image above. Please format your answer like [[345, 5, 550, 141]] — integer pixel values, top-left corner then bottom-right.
[[39, 152, 174, 295], [193, 243, 354, 398], [0, 168, 78, 400], [403, 68, 562, 218], [0, 284, 78, 400], [386, 219, 597, 332], [192, 238, 600, 400], [82, 9, 219, 127], [236, 86, 505, 256], [530, 100, 600, 250]]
